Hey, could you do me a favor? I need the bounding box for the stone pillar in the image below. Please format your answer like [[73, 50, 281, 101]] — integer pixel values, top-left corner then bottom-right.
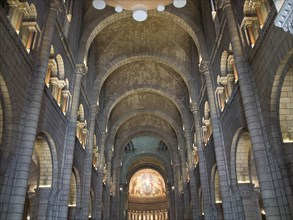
[[34, 187, 52, 220], [172, 163, 184, 220], [94, 132, 108, 220], [0, 1, 63, 219], [189, 101, 216, 220], [223, 1, 293, 218], [56, 63, 87, 219], [238, 183, 262, 220], [183, 129, 200, 220], [79, 105, 98, 219], [199, 61, 237, 220], [103, 150, 113, 220]]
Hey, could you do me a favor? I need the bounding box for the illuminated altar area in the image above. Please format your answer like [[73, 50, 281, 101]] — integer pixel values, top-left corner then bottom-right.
[[127, 169, 169, 220]]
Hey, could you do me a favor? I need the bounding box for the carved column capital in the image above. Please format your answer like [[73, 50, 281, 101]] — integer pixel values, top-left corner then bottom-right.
[[183, 129, 190, 140], [51, 0, 65, 12], [101, 132, 108, 143], [8, 0, 31, 14], [189, 101, 198, 114], [75, 63, 87, 77], [90, 104, 99, 115], [199, 61, 210, 75]]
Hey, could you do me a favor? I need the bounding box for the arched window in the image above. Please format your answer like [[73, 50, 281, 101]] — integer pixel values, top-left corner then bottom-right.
[[241, 0, 273, 48], [231, 129, 264, 219], [76, 104, 88, 148], [6, 1, 40, 53], [216, 49, 238, 111], [279, 65, 293, 143], [23, 135, 54, 219], [92, 134, 99, 168], [45, 55, 71, 114], [202, 102, 212, 145]]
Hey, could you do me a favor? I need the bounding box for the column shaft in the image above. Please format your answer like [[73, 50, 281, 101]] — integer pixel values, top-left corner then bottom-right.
[[0, 2, 61, 219], [223, 1, 292, 218]]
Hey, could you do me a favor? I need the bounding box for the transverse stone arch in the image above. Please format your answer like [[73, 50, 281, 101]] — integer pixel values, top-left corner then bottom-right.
[[0, 73, 12, 151], [279, 64, 293, 143], [230, 128, 259, 187], [78, 8, 206, 65]]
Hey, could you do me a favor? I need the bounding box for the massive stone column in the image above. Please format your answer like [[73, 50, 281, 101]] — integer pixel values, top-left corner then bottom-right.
[[0, 1, 63, 219], [172, 163, 184, 220], [79, 105, 98, 219], [103, 150, 113, 220], [199, 61, 238, 220], [183, 129, 200, 220], [55, 63, 87, 219], [189, 101, 216, 220], [222, 1, 292, 219], [93, 131, 107, 220]]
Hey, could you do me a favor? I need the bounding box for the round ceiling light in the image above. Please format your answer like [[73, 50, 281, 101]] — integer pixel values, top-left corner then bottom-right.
[[133, 5, 148, 22], [173, 0, 187, 8], [157, 4, 165, 12], [115, 5, 123, 13], [92, 0, 106, 10]]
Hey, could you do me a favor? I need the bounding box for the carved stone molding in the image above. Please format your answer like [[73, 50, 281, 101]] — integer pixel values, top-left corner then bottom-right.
[[274, 0, 293, 35]]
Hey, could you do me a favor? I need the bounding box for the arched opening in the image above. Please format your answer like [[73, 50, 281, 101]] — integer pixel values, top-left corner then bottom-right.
[[68, 169, 81, 220], [211, 165, 224, 220], [202, 101, 212, 145], [76, 104, 88, 148], [127, 168, 169, 220], [232, 130, 264, 220], [23, 135, 53, 220], [279, 65, 293, 143]]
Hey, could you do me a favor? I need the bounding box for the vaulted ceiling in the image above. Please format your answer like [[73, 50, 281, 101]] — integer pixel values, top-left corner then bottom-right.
[[80, 0, 204, 180]]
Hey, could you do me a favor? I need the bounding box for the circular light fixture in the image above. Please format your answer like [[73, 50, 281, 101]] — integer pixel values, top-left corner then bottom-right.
[[173, 0, 187, 8], [92, 0, 106, 10], [115, 5, 123, 13], [157, 4, 165, 12], [133, 5, 148, 22]]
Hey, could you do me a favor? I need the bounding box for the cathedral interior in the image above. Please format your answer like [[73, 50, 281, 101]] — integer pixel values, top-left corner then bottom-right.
[[0, 0, 293, 219]]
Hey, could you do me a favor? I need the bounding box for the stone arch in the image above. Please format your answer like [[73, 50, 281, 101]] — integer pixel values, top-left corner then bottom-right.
[[211, 164, 224, 219], [279, 64, 293, 143], [56, 54, 65, 80], [230, 128, 259, 186], [220, 51, 228, 76], [68, 168, 81, 207], [100, 87, 188, 129], [269, 48, 293, 147], [94, 54, 197, 106], [0, 73, 12, 152], [77, 9, 207, 65]]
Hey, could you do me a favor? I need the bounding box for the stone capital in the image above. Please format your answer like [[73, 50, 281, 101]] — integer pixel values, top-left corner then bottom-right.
[[189, 101, 198, 113], [8, 0, 31, 14], [90, 104, 99, 115], [199, 61, 210, 74], [75, 64, 87, 77], [51, 0, 65, 12], [101, 132, 108, 143], [183, 129, 190, 139]]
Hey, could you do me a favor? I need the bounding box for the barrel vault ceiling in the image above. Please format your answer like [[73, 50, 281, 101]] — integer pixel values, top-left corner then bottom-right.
[[82, 0, 202, 176]]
